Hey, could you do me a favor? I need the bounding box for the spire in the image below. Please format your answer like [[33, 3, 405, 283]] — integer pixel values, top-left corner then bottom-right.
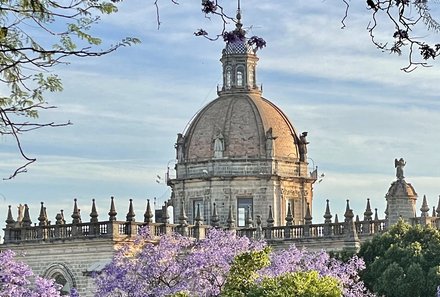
[[285, 203, 293, 226], [266, 205, 274, 227], [420, 195, 429, 217], [374, 208, 379, 221], [178, 199, 188, 225], [144, 199, 153, 223], [5, 205, 15, 227], [22, 204, 32, 227], [304, 202, 312, 224], [323, 199, 332, 224], [126, 199, 135, 222], [194, 203, 202, 226], [38, 202, 47, 226], [344, 199, 354, 222], [364, 198, 373, 221], [44, 207, 48, 225], [236, 0, 242, 28], [162, 202, 170, 224], [334, 213, 339, 224], [90, 199, 98, 223], [211, 202, 220, 227], [108, 196, 117, 221], [432, 206, 436, 217], [71, 199, 81, 224]]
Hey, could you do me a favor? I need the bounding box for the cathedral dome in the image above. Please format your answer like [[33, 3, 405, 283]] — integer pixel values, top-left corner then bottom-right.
[[183, 93, 301, 161]]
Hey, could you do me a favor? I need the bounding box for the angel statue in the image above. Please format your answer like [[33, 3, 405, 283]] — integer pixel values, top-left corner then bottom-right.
[[395, 158, 406, 180]]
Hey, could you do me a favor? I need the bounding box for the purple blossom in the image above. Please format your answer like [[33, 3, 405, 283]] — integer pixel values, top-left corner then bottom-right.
[[223, 30, 245, 43], [259, 245, 374, 297], [95, 228, 265, 297], [201, 0, 217, 14], [95, 229, 372, 297], [0, 249, 69, 297], [247, 36, 266, 50]]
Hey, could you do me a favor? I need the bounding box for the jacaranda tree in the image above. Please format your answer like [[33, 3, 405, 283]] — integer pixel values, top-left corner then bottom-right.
[[95, 228, 373, 297], [0, 249, 77, 297]]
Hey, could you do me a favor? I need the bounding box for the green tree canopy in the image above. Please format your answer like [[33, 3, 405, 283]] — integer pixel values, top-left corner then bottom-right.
[[359, 219, 440, 297], [221, 248, 342, 297]]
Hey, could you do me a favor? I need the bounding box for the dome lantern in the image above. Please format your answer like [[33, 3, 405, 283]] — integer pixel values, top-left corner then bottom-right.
[[219, 3, 261, 95]]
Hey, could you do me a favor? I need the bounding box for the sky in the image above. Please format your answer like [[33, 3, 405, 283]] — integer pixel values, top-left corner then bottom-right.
[[1, 0, 440, 229]]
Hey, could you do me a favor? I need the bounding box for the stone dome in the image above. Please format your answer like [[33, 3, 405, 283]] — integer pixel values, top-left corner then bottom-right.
[[183, 92, 301, 161], [386, 179, 417, 198]]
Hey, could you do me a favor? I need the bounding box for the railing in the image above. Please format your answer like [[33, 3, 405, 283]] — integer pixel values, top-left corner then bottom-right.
[[172, 158, 316, 181], [3, 218, 388, 245]]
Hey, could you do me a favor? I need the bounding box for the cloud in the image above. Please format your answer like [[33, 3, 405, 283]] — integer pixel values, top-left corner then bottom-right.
[[2, 1, 440, 228]]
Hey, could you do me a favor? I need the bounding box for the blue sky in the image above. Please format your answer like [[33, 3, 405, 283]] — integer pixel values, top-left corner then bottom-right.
[[1, 1, 440, 227]]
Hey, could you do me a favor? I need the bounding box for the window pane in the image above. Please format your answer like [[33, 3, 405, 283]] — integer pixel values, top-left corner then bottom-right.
[[237, 70, 243, 86], [237, 198, 253, 227]]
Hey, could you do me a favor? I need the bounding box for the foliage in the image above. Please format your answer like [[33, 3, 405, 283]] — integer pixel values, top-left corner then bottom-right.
[[94, 228, 266, 297], [95, 228, 373, 297], [0, 249, 75, 297], [357, 0, 440, 71], [221, 248, 272, 296], [358, 219, 440, 297], [261, 246, 374, 297], [0, 0, 139, 179], [248, 271, 342, 297], [222, 249, 342, 297], [193, 0, 440, 71]]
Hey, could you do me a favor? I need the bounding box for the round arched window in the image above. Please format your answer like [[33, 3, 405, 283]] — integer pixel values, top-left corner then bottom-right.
[[236, 66, 244, 86], [44, 263, 76, 296], [225, 66, 232, 88]]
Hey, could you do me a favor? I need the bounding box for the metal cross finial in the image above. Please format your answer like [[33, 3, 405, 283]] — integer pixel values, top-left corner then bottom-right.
[[236, 0, 242, 23]]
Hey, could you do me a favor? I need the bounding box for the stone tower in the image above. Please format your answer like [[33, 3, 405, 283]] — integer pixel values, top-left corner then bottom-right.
[[168, 9, 317, 227], [385, 158, 418, 225]]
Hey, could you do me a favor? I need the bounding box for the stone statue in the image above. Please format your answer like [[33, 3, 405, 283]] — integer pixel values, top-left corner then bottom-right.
[[17, 204, 24, 222], [299, 132, 309, 162], [15, 204, 24, 227], [395, 158, 406, 180], [214, 132, 224, 158], [265, 128, 277, 158], [175, 133, 185, 163]]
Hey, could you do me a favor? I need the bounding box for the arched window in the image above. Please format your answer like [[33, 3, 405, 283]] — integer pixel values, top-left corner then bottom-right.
[[225, 66, 232, 89], [54, 273, 70, 295], [237, 71, 243, 86], [44, 263, 76, 296], [236, 66, 244, 86]]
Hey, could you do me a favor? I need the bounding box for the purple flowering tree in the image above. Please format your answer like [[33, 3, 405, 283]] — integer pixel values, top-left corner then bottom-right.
[[95, 228, 373, 297], [94, 228, 266, 297], [0, 249, 67, 297]]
